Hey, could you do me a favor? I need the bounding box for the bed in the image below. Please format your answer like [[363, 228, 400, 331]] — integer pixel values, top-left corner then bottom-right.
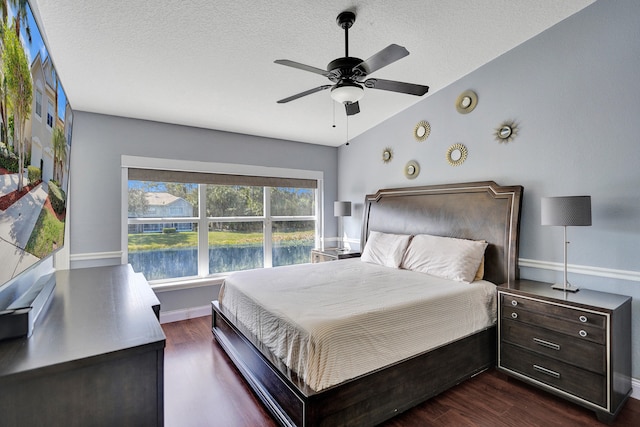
[[211, 181, 523, 426]]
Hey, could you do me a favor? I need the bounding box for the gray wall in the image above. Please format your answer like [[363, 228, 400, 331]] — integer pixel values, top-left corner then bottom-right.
[[339, 0, 640, 378], [67, 112, 337, 311]]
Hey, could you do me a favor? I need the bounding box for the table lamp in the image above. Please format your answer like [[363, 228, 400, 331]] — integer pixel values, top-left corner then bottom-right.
[[541, 196, 592, 292], [334, 201, 352, 251]]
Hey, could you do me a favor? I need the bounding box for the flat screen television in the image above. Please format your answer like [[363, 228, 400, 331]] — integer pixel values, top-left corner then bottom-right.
[[0, 0, 73, 339]]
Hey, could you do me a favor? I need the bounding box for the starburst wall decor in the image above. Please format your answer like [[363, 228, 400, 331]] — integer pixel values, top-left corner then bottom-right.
[[494, 121, 519, 143]]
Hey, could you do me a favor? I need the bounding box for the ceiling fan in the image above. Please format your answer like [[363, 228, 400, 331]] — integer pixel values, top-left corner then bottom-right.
[[275, 11, 429, 116]]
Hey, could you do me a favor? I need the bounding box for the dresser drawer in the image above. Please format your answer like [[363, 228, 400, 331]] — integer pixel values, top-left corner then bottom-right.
[[501, 318, 605, 373], [501, 295, 606, 345], [501, 343, 606, 407]]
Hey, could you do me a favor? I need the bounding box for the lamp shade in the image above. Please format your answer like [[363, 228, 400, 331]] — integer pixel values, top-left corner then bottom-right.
[[541, 196, 592, 226], [331, 82, 364, 104], [334, 201, 352, 217]]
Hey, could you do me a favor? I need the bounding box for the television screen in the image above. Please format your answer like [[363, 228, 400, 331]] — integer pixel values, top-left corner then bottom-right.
[[0, 1, 73, 287]]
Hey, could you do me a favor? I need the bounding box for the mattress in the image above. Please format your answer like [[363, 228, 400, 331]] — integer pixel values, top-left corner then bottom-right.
[[218, 258, 497, 392]]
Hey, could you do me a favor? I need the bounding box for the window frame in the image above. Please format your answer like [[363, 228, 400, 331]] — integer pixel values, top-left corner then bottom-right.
[[35, 89, 43, 118], [121, 155, 324, 287], [46, 100, 54, 128]]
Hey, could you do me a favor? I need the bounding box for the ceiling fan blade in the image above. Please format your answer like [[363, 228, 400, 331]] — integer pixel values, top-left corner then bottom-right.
[[274, 59, 333, 78], [345, 101, 360, 116], [354, 44, 409, 75], [364, 78, 429, 96], [277, 85, 333, 103]]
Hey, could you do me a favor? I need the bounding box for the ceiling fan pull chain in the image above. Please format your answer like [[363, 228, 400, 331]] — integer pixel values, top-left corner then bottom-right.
[[346, 116, 350, 145], [332, 99, 336, 128]]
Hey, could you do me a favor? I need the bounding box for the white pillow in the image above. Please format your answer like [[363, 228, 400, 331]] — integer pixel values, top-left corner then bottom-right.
[[401, 234, 488, 283], [360, 231, 412, 268]]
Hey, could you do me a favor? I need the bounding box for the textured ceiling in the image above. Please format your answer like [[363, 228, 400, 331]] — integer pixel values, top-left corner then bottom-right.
[[31, 0, 594, 147]]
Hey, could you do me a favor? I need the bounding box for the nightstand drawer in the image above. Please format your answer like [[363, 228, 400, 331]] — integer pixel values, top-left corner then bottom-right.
[[501, 306, 605, 345], [501, 297, 605, 345], [311, 249, 361, 263], [501, 294, 606, 329], [311, 252, 334, 263], [501, 343, 606, 407], [501, 318, 605, 373]]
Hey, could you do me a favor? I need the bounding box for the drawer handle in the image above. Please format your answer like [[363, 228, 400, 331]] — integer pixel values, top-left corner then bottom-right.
[[579, 330, 588, 338], [511, 312, 518, 319], [533, 337, 561, 351], [511, 300, 518, 307], [579, 315, 588, 323], [533, 364, 561, 379]]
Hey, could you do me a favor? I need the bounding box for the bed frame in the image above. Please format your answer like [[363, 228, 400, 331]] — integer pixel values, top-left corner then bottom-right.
[[212, 181, 523, 426]]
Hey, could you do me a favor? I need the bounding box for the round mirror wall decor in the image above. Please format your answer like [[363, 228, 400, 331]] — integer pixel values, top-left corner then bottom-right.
[[404, 160, 420, 179], [494, 120, 518, 143], [413, 120, 431, 142], [455, 90, 478, 114], [446, 143, 468, 166], [382, 147, 393, 163]]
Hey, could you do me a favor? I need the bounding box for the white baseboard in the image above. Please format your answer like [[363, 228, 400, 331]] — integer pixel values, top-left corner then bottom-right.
[[632, 378, 640, 401], [159, 304, 210, 324]]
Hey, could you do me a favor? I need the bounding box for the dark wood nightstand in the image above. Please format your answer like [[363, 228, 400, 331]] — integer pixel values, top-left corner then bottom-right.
[[310, 248, 361, 263], [497, 279, 632, 424]]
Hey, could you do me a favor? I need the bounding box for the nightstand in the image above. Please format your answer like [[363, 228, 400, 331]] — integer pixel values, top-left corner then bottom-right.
[[310, 248, 361, 263], [497, 280, 631, 424]]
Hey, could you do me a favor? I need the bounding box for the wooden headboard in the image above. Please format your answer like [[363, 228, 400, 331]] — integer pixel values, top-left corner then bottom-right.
[[361, 181, 523, 285]]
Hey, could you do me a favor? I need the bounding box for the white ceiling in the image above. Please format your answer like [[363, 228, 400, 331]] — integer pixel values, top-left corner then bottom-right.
[[31, 0, 594, 147]]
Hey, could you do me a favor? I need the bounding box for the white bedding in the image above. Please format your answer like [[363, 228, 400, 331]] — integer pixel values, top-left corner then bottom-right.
[[218, 258, 497, 391]]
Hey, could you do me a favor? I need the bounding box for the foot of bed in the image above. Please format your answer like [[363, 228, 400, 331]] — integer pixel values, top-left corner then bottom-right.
[[212, 301, 496, 427]]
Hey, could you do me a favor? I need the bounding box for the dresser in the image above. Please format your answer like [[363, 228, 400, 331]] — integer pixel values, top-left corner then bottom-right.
[[0, 264, 165, 427], [497, 280, 631, 423], [310, 248, 361, 263]]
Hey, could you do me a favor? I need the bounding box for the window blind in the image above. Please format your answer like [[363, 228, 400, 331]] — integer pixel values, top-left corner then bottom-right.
[[128, 168, 317, 189]]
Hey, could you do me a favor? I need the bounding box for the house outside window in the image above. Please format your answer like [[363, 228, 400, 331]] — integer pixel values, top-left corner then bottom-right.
[[126, 168, 318, 282], [35, 90, 42, 118], [47, 100, 54, 128]]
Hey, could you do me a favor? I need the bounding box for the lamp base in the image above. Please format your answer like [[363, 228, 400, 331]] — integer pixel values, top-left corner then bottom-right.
[[551, 282, 580, 293]]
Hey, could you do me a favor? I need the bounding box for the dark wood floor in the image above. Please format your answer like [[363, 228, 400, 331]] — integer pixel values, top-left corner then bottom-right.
[[163, 316, 640, 427]]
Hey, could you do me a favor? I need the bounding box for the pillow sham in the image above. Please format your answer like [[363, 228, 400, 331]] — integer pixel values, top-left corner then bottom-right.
[[474, 256, 485, 281], [401, 234, 488, 283], [360, 231, 412, 268]]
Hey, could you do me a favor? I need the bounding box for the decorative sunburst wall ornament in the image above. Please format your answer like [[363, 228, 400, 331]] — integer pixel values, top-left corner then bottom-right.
[[404, 160, 420, 179], [413, 120, 431, 142], [455, 90, 478, 114], [382, 147, 393, 163], [494, 120, 519, 143], [446, 143, 468, 166]]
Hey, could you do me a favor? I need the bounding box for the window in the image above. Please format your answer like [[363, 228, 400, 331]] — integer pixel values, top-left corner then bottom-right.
[[127, 181, 199, 280], [35, 90, 42, 118], [47, 100, 54, 128], [126, 168, 318, 282], [270, 187, 316, 267], [66, 115, 73, 145]]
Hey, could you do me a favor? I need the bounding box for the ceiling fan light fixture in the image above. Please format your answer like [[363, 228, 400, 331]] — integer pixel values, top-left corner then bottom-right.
[[331, 81, 364, 104]]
